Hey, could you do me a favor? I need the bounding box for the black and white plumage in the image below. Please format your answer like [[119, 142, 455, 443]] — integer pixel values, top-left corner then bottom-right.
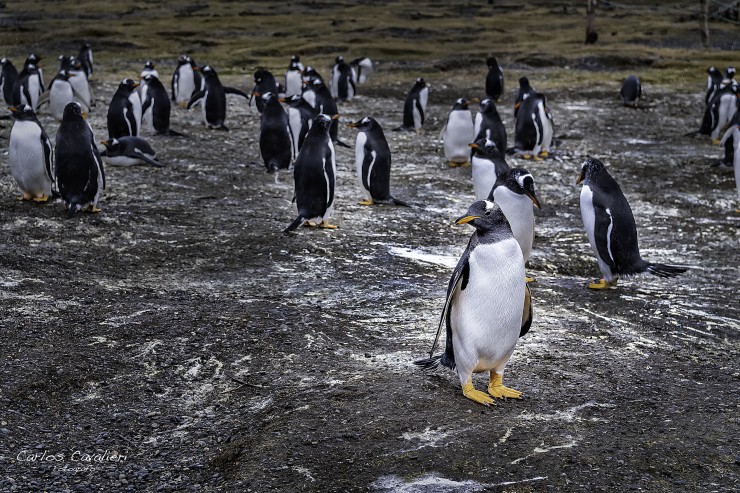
[[1, 57, 19, 105], [577, 157, 687, 289], [490, 168, 541, 264], [395, 78, 429, 132], [286, 94, 318, 157], [415, 200, 531, 406], [258, 92, 293, 173], [349, 57, 373, 84], [329, 56, 356, 102], [55, 102, 106, 216], [12, 61, 44, 110], [172, 55, 197, 107], [473, 98, 507, 155], [349, 116, 408, 206], [100, 137, 163, 167], [469, 138, 510, 200], [8, 105, 55, 202], [140, 61, 159, 80], [107, 78, 140, 138], [187, 65, 249, 130], [141, 74, 180, 135], [309, 78, 345, 146], [620, 75, 642, 107], [250, 69, 281, 113], [442, 98, 475, 166], [513, 91, 554, 159], [514, 77, 534, 118], [485, 56, 504, 102], [77, 43, 93, 78], [284, 59, 303, 97], [705, 66, 724, 106], [68, 57, 93, 110], [284, 114, 337, 232], [49, 70, 84, 121], [301, 66, 324, 108], [719, 115, 740, 199]]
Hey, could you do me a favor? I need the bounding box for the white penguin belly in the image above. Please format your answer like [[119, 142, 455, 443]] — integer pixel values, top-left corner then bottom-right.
[[444, 111, 474, 162], [471, 156, 497, 200], [129, 93, 142, 136], [288, 108, 302, 157], [28, 76, 41, 109], [494, 187, 535, 262], [354, 131, 371, 199], [9, 122, 51, 196], [303, 90, 316, 108], [105, 155, 143, 167], [285, 71, 302, 97], [733, 126, 740, 200], [177, 68, 195, 104], [580, 185, 614, 280], [69, 71, 91, 108], [538, 103, 553, 152], [451, 238, 524, 374], [51, 83, 74, 121], [714, 94, 737, 140]]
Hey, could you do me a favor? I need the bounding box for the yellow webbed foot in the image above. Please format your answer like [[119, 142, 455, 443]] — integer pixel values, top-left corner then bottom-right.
[[522, 154, 533, 160], [17, 193, 32, 201], [526, 276, 535, 283], [358, 199, 374, 206], [86, 205, 102, 213], [304, 220, 319, 228], [712, 139, 721, 145], [462, 381, 495, 406], [588, 278, 617, 290], [488, 373, 523, 400], [538, 151, 549, 158], [178, 101, 188, 109], [32, 195, 49, 203], [319, 221, 338, 229]]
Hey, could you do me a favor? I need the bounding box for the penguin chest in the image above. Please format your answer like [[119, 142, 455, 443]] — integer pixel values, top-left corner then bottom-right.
[[28, 76, 41, 108], [471, 156, 497, 200], [451, 238, 525, 370], [354, 132, 371, 194], [580, 184, 615, 279], [285, 71, 302, 97], [494, 187, 535, 262], [176, 68, 195, 102], [444, 111, 474, 160], [9, 122, 50, 193], [51, 83, 74, 120]]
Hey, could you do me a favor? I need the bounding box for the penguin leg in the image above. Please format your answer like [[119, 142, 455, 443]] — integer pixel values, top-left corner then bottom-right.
[[488, 372, 522, 400], [17, 192, 33, 201], [538, 150, 549, 158], [462, 378, 495, 406], [358, 198, 374, 206], [712, 139, 721, 145], [318, 221, 338, 229], [588, 278, 618, 289], [525, 276, 535, 283], [304, 221, 319, 228], [85, 205, 102, 213]]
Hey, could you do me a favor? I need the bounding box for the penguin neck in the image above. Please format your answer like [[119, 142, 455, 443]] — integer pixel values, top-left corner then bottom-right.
[[474, 224, 512, 245]]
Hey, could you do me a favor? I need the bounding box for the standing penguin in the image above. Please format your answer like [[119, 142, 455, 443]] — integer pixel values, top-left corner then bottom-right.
[[8, 105, 55, 202], [514, 77, 534, 118], [473, 98, 507, 154], [349, 116, 408, 206], [394, 78, 429, 132], [349, 57, 373, 84], [68, 57, 93, 110], [172, 55, 197, 106], [284, 114, 338, 232], [577, 157, 687, 289], [77, 43, 93, 78], [286, 93, 318, 157], [12, 62, 44, 111], [490, 168, 541, 266], [250, 69, 280, 113], [100, 137, 163, 167], [620, 75, 642, 107], [514, 92, 554, 159], [309, 78, 346, 146], [705, 66, 724, 105], [187, 65, 249, 130], [141, 74, 180, 135], [710, 83, 738, 143], [485, 56, 504, 102], [1, 57, 19, 105], [49, 70, 83, 121], [301, 66, 324, 108], [442, 98, 475, 167], [107, 78, 140, 138], [415, 200, 531, 406], [330, 56, 356, 102], [469, 138, 510, 200], [284, 58, 303, 97], [258, 92, 293, 174], [55, 102, 105, 216]]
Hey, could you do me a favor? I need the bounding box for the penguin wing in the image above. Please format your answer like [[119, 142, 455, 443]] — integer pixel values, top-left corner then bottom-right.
[[130, 150, 164, 167], [224, 87, 250, 99], [361, 143, 375, 191], [171, 71, 178, 100], [520, 284, 533, 337], [590, 192, 617, 271], [186, 90, 205, 109], [415, 98, 425, 126], [41, 131, 54, 183], [92, 142, 106, 189]]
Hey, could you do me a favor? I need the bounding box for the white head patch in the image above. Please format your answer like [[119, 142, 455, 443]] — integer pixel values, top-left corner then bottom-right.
[[516, 173, 533, 189], [484, 200, 495, 211], [361, 116, 371, 124]]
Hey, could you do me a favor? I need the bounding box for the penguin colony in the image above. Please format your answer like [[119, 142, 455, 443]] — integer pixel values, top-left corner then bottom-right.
[[6, 45, 736, 407]]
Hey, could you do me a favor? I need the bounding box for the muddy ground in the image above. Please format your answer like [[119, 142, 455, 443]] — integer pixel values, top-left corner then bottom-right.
[[1, 3, 739, 493]]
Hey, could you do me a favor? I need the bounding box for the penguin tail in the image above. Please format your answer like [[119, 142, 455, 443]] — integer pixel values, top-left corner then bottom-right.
[[391, 197, 412, 207], [284, 215, 306, 233], [334, 139, 351, 148], [159, 129, 186, 137], [645, 263, 688, 278], [413, 355, 442, 371]]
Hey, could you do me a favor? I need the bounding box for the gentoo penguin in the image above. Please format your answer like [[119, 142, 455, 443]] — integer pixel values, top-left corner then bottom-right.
[[141, 61, 159, 79], [620, 75, 642, 107], [330, 56, 356, 102], [490, 168, 541, 266], [68, 57, 93, 110], [257, 92, 293, 173], [250, 69, 280, 113], [284, 58, 303, 97], [77, 43, 93, 78], [8, 105, 55, 202], [485, 56, 504, 102], [57, 55, 73, 73], [187, 65, 249, 130], [415, 200, 531, 406], [710, 83, 738, 143], [172, 55, 197, 107], [514, 92, 554, 159], [301, 66, 324, 108], [290, 54, 305, 72], [473, 98, 507, 155], [284, 114, 338, 232], [1, 57, 19, 105], [107, 78, 140, 138], [394, 78, 429, 131], [49, 70, 82, 121], [286, 94, 318, 157], [349, 57, 373, 84], [12, 62, 44, 110], [100, 137, 163, 167], [705, 66, 723, 106], [140, 74, 180, 135], [577, 157, 687, 289], [349, 116, 409, 206], [469, 138, 510, 200], [309, 78, 346, 146], [727, 66, 738, 91], [55, 102, 106, 216], [514, 77, 534, 118], [442, 98, 475, 167]]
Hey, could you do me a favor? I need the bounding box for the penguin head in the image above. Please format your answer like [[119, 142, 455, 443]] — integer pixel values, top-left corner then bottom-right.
[[486, 56, 498, 68], [452, 98, 470, 110], [348, 116, 377, 131], [61, 101, 85, 121], [119, 78, 139, 92], [8, 105, 36, 121], [142, 74, 155, 83], [498, 168, 541, 209], [577, 157, 606, 185], [335, 56, 344, 64], [57, 69, 74, 81], [254, 68, 271, 83], [25, 54, 40, 67], [70, 58, 83, 70], [291, 54, 301, 63], [455, 200, 510, 234], [260, 92, 276, 103], [1, 57, 9, 66], [310, 78, 325, 89], [519, 77, 530, 89], [478, 98, 494, 112], [177, 55, 189, 65], [727, 66, 737, 79], [100, 138, 121, 153], [144, 61, 156, 70], [314, 113, 337, 131], [201, 65, 215, 77], [468, 138, 501, 159], [415, 77, 429, 89], [288, 59, 300, 70]]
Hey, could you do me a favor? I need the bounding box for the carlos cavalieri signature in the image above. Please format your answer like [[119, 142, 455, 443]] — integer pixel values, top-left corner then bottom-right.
[[15, 449, 128, 464]]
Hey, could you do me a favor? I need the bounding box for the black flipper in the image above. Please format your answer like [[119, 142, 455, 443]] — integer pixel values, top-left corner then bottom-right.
[[186, 90, 205, 110], [283, 215, 306, 233], [645, 263, 687, 278], [334, 139, 351, 148], [520, 284, 533, 337], [224, 87, 250, 99]]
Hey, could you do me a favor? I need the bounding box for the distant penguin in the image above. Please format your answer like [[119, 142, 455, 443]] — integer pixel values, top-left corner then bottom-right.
[[414, 199, 531, 406], [13, 62, 44, 110], [727, 66, 738, 92], [485, 56, 504, 101], [490, 168, 541, 265], [141, 74, 179, 135], [258, 92, 293, 173], [286, 93, 318, 157], [8, 105, 55, 202], [726, 120, 740, 200], [1, 57, 19, 105], [442, 98, 475, 167], [107, 78, 140, 138], [514, 77, 534, 118], [349, 57, 373, 84], [719, 112, 738, 168], [285, 58, 303, 97], [620, 75, 642, 107], [141, 61, 159, 79], [349, 116, 409, 206], [68, 57, 93, 110], [49, 70, 83, 121], [57, 55, 73, 73], [711, 83, 738, 143], [172, 55, 197, 107], [290, 54, 305, 72], [309, 78, 345, 146], [284, 114, 338, 232], [514, 92, 554, 159], [706, 66, 723, 105], [469, 138, 510, 200], [330, 56, 356, 102], [77, 43, 93, 78], [473, 98, 507, 155], [55, 102, 106, 216], [100, 137, 163, 167], [395, 77, 429, 131], [187, 65, 249, 130], [577, 157, 687, 289], [251, 69, 280, 113]]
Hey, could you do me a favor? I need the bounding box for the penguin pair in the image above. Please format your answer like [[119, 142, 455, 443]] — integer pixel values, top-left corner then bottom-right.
[[415, 199, 532, 406], [485, 56, 504, 102], [473, 98, 507, 155], [1, 57, 19, 105], [330, 56, 356, 102], [172, 55, 202, 107], [394, 78, 429, 132], [577, 157, 686, 289], [187, 65, 250, 130], [620, 75, 642, 108], [349, 116, 408, 206], [442, 98, 475, 166], [7, 105, 55, 202], [12, 55, 45, 111], [513, 91, 554, 159], [349, 57, 373, 85], [301, 66, 324, 108], [695, 67, 738, 143], [257, 92, 293, 174], [100, 137, 163, 168]]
